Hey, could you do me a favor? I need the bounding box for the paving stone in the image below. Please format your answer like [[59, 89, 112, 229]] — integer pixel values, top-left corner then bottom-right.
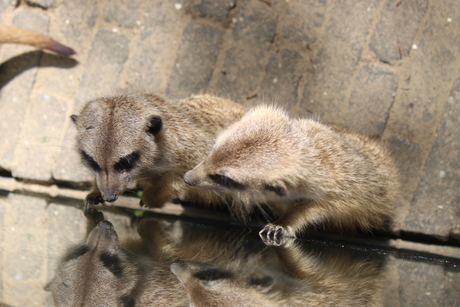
[[342, 65, 399, 136], [398, 260, 445, 306], [370, 0, 428, 63], [2, 281, 48, 306], [444, 270, 460, 306], [384, 1, 460, 146], [298, 0, 380, 122], [277, 0, 327, 49], [3, 194, 47, 281], [0, 197, 5, 302], [0, 11, 49, 172], [12, 94, 68, 181], [212, 0, 277, 102], [259, 48, 304, 106], [381, 256, 401, 307], [53, 29, 129, 183], [0, 0, 14, 14], [404, 79, 460, 238], [166, 21, 225, 98], [24, 0, 56, 9], [120, 0, 188, 91], [103, 0, 145, 28], [187, 0, 236, 23], [384, 136, 423, 232], [46, 203, 86, 284]]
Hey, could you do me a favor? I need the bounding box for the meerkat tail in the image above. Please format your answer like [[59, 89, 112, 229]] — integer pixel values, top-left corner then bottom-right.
[[0, 24, 76, 56]]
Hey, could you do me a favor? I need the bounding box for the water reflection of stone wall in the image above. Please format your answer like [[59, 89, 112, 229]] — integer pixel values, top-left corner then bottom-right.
[[0, 194, 458, 306]]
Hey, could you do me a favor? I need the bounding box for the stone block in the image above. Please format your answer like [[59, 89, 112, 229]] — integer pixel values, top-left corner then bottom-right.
[[298, 0, 380, 122], [2, 281, 48, 307], [398, 260, 445, 306], [187, 0, 236, 23], [404, 79, 460, 238], [343, 65, 399, 136], [46, 203, 86, 283], [384, 1, 460, 145], [277, 0, 327, 49], [53, 29, 129, 183], [3, 194, 47, 281], [212, 0, 277, 102], [259, 48, 304, 106], [12, 94, 68, 181], [384, 135, 424, 232], [0, 11, 49, 171], [443, 270, 460, 306], [103, 0, 145, 28], [166, 21, 224, 98], [120, 0, 188, 91], [370, 0, 428, 63]]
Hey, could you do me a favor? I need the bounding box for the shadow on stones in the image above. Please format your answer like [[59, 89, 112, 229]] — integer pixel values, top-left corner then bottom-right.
[[0, 50, 78, 89]]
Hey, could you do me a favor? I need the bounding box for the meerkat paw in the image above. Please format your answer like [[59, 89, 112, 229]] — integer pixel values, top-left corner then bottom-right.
[[84, 192, 104, 223], [259, 224, 295, 246]]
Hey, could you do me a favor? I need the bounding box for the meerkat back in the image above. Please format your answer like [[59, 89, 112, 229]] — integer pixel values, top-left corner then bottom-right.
[[184, 105, 399, 244]]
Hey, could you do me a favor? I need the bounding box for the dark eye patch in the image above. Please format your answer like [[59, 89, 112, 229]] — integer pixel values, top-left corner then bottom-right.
[[100, 253, 123, 276], [80, 150, 101, 172], [262, 183, 287, 197], [114, 152, 140, 172], [208, 174, 245, 190], [63, 245, 89, 262], [193, 269, 233, 281], [248, 276, 273, 288]]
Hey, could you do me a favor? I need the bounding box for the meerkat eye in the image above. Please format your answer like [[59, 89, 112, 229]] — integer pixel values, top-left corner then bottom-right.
[[80, 150, 101, 172], [100, 253, 123, 276], [262, 183, 287, 197], [114, 152, 140, 172], [192, 269, 233, 281], [208, 174, 245, 190]]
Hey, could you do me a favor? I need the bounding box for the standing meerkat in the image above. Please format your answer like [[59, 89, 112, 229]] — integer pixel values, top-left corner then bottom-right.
[[71, 93, 245, 215], [184, 105, 399, 245], [0, 24, 75, 56]]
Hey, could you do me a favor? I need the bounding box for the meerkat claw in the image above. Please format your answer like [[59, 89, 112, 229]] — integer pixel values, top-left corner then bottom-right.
[[259, 225, 285, 246]]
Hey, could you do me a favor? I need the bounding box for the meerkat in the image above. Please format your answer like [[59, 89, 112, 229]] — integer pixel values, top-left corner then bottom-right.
[[184, 105, 399, 245], [170, 240, 384, 307], [46, 219, 189, 307], [0, 24, 75, 56], [71, 93, 245, 215]]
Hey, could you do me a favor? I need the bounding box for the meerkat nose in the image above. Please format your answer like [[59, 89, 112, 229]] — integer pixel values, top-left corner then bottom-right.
[[183, 171, 196, 186], [102, 192, 118, 203]]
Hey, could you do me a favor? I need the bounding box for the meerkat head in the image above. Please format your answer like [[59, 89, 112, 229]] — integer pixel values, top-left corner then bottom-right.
[[171, 260, 275, 307], [71, 94, 164, 202], [184, 106, 304, 203], [46, 221, 139, 306]]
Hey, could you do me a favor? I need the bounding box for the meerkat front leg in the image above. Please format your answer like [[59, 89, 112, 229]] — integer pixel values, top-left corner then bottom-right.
[[259, 201, 325, 246], [140, 175, 181, 208], [83, 184, 104, 223]]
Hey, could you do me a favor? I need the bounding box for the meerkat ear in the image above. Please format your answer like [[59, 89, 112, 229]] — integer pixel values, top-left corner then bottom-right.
[[70, 115, 78, 124], [147, 115, 162, 135]]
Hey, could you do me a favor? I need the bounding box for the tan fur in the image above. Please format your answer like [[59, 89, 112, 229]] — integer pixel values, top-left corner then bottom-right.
[[0, 24, 75, 56], [72, 93, 245, 212], [46, 219, 189, 307], [184, 105, 399, 243], [171, 240, 384, 307]]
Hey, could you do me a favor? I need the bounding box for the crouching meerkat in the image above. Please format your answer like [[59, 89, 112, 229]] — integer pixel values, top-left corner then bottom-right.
[[0, 24, 75, 56], [184, 105, 399, 245], [71, 93, 245, 215]]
